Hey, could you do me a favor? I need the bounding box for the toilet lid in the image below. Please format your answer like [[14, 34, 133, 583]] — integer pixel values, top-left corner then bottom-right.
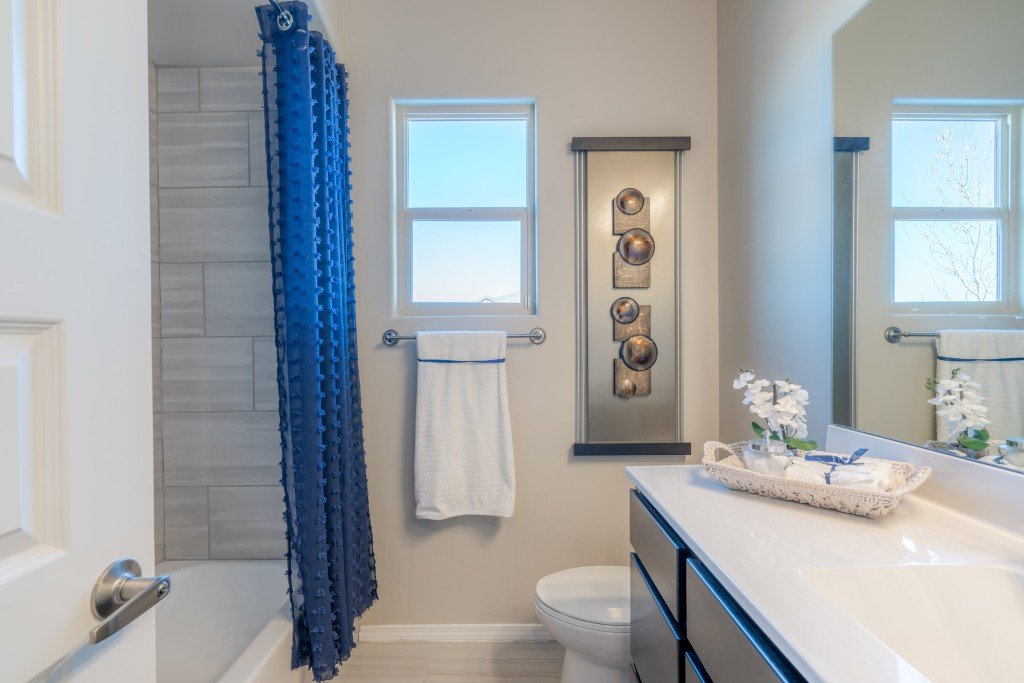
[[535, 566, 630, 627]]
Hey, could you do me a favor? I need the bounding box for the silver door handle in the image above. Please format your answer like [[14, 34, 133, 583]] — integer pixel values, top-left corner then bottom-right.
[[89, 558, 171, 644]]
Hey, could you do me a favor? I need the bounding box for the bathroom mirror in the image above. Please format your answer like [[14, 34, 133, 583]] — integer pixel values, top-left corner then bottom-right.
[[833, 0, 1024, 473]]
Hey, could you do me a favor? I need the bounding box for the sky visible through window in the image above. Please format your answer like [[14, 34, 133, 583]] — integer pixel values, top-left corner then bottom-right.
[[411, 220, 521, 302], [408, 119, 527, 208], [892, 118, 999, 303], [406, 117, 528, 304]]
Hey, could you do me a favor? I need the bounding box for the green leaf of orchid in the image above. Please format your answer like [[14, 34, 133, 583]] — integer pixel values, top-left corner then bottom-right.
[[958, 436, 989, 451], [751, 422, 766, 439], [784, 436, 818, 451], [975, 428, 990, 442]]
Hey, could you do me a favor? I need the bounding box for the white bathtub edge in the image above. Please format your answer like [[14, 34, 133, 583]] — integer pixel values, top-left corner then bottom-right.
[[218, 605, 312, 683]]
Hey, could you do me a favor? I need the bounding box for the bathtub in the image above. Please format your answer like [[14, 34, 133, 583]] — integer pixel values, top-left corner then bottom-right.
[[156, 560, 312, 683]]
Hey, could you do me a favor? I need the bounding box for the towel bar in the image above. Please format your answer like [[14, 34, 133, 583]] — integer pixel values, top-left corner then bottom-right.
[[381, 328, 547, 347], [883, 326, 940, 344]]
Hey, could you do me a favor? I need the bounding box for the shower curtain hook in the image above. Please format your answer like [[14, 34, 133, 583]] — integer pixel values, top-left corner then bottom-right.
[[269, 0, 295, 31]]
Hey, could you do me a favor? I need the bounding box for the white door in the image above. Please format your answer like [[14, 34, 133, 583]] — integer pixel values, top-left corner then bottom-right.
[[0, 1, 156, 681]]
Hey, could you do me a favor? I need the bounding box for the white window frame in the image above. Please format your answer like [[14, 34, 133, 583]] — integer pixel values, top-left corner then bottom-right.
[[393, 102, 537, 317], [890, 106, 1019, 314]]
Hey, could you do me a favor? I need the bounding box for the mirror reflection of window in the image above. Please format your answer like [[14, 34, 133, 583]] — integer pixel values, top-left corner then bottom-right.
[[890, 110, 1014, 306]]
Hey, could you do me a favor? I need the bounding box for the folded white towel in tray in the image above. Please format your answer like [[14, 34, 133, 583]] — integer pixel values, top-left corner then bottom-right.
[[784, 451, 895, 492], [414, 331, 516, 520]]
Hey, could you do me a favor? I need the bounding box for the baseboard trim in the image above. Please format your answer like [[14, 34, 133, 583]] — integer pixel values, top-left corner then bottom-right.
[[357, 623, 553, 643]]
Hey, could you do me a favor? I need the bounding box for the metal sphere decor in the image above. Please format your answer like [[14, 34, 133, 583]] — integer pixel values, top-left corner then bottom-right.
[[617, 229, 655, 266], [620, 334, 658, 372], [616, 379, 637, 398], [610, 297, 640, 324], [615, 188, 645, 215]]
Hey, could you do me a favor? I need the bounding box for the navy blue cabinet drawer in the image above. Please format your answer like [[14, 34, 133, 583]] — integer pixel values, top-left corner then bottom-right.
[[630, 552, 683, 683], [686, 559, 805, 683], [629, 489, 686, 623]]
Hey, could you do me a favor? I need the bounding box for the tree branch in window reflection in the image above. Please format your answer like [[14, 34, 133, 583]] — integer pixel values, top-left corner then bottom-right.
[[899, 123, 998, 302]]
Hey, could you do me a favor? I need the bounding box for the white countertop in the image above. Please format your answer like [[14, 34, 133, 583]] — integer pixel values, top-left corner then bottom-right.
[[626, 465, 1024, 683]]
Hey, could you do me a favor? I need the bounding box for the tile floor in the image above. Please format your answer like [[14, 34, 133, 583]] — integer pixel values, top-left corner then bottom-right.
[[338, 641, 564, 682]]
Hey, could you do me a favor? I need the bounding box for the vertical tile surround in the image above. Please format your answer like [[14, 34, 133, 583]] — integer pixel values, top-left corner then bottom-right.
[[162, 337, 254, 412], [156, 65, 284, 561], [159, 187, 269, 262], [209, 486, 287, 559], [199, 68, 264, 112], [248, 112, 268, 186], [204, 262, 274, 336], [164, 486, 209, 559], [158, 112, 250, 188], [157, 67, 200, 112], [160, 263, 204, 337], [253, 337, 277, 411]]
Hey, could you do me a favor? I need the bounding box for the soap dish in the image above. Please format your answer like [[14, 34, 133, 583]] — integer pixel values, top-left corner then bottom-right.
[[702, 441, 932, 518]]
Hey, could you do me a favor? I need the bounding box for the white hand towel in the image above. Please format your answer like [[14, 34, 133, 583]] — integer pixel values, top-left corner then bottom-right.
[[784, 454, 896, 492], [414, 331, 515, 520], [935, 330, 1024, 441], [783, 459, 833, 485], [828, 464, 893, 492]]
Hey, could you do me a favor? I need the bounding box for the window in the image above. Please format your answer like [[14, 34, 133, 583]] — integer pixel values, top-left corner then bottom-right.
[[891, 108, 1017, 308], [394, 103, 535, 316]]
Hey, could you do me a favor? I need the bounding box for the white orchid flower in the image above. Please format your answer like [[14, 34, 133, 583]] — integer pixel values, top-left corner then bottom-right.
[[744, 389, 772, 406], [732, 371, 755, 389], [775, 380, 801, 393], [789, 388, 810, 405], [928, 370, 992, 444], [734, 370, 815, 445]]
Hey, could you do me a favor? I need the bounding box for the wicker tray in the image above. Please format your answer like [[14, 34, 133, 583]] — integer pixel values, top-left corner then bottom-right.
[[702, 441, 932, 518]]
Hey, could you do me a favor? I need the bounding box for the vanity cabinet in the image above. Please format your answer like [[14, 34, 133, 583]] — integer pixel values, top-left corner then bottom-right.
[[630, 552, 683, 682], [629, 489, 806, 683]]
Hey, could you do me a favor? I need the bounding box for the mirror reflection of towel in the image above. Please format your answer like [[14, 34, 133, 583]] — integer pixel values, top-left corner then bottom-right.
[[935, 330, 1024, 441], [414, 331, 516, 520]]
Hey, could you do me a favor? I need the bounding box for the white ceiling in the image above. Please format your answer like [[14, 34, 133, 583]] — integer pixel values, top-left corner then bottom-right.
[[149, 0, 331, 67]]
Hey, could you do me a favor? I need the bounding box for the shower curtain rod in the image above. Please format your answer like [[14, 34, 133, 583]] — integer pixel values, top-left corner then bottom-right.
[[268, 0, 295, 31]]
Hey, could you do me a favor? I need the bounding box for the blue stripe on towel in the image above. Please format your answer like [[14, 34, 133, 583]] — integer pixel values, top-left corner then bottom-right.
[[417, 357, 506, 364], [937, 355, 1024, 363]]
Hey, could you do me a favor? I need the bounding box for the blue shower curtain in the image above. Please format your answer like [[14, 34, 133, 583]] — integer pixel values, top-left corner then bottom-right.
[[256, 3, 377, 679]]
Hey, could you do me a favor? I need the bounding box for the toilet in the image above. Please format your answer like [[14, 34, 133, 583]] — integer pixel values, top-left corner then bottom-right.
[[535, 566, 632, 683]]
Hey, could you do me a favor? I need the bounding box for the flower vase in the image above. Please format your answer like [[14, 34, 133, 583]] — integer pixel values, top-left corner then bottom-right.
[[741, 440, 795, 477]]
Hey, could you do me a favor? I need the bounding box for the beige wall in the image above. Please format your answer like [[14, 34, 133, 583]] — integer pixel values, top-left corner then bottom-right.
[[717, 0, 865, 444], [322, 0, 719, 624]]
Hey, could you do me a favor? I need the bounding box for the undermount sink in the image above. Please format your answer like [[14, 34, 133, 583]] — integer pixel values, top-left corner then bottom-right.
[[801, 564, 1024, 683]]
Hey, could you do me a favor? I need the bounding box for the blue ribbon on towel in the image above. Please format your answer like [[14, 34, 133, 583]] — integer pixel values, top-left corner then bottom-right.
[[804, 448, 869, 485], [936, 355, 1024, 363], [417, 357, 505, 364]]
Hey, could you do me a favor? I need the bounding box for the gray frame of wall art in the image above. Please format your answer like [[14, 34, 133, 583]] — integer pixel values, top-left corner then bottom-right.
[[571, 137, 691, 456]]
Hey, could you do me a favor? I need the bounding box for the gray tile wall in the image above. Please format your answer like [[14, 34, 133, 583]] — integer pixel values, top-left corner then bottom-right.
[[155, 65, 285, 561]]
